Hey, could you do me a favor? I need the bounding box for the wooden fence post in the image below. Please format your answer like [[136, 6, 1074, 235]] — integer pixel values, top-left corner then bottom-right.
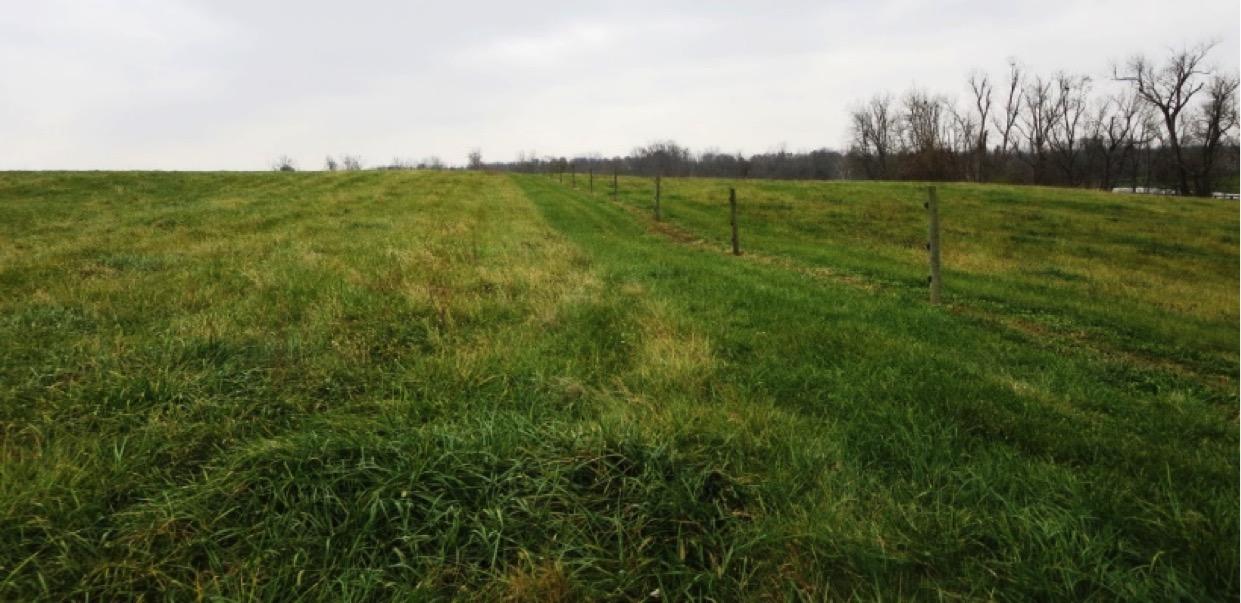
[[589, 169, 593, 194], [729, 187, 740, 255], [612, 168, 618, 199], [926, 186, 942, 304], [571, 165, 576, 188], [654, 176, 662, 221]]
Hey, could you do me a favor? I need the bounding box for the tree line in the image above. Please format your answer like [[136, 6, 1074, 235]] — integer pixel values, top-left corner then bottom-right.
[[272, 154, 451, 172], [275, 42, 1236, 196], [489, 42, 1237, 196], [492, 142, 847, 181], [847, 42, 1237, 195]]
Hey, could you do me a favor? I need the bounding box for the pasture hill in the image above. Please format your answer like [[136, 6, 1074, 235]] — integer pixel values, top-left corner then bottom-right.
[[0, 170, 1237, 600]]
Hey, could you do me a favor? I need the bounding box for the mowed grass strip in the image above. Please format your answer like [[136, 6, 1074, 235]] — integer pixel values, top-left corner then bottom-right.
[[518, 174, 1237, 600], [604, 176, 1239, 395], [0, 171, 1236, 600]]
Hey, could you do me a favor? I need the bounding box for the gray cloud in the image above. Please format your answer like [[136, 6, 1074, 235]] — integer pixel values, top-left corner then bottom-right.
[[2, 0, 1237, 169]]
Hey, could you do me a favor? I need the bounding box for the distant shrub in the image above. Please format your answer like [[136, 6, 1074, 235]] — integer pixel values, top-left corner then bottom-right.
[[272, 155, 296, 172]]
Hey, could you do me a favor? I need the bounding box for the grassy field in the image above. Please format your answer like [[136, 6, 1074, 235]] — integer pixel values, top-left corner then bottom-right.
[[0, 170, 1236, 600]]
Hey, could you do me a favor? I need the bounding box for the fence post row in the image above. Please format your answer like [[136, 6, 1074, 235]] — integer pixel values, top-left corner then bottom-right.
[[729, 187, 740, 256], [926, 186, 942, 304]]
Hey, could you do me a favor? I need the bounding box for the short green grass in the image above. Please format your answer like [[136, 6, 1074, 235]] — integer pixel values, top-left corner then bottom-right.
[[609, 176, 1238, 393], [0, 171, 1236, 600]]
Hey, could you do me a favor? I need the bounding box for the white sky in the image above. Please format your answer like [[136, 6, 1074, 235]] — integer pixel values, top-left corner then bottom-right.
[[1, 0, 1237, 170]]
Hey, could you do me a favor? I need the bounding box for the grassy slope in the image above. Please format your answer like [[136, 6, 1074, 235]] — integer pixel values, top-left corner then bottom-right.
[[0, 171, 1236, 600]]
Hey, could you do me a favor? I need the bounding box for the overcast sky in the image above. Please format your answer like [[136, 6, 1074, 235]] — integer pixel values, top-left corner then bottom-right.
[[2, 0, 1237, 170]]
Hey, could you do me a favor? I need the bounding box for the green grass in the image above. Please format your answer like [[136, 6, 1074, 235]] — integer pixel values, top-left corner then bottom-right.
[[0, 170, 1236, 600], [610, 176, 1238, 392]]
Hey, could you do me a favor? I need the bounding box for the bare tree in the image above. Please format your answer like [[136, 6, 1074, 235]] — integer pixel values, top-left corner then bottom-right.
[[849, 94, 897, 178], [902, 90, 945, 151], [468, 149, 483, 170], [272, 155, 296, 172], [901, 90, 951, 179], [1089, 88, 1142, 189], [968, 71, 993, 180], [1115, 43, 1214, 194], [324, 155, 339, 171], [630, 141, 691, 176], [1049, 73, 1091, 185], [340, 155, 363, 171], [1191, 73, 1240, 195], [1131, 109, 1163, 189], [992, 59, 1023, 158], [948, 103, 978, 180], [1019, 74, 1059, 183]]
